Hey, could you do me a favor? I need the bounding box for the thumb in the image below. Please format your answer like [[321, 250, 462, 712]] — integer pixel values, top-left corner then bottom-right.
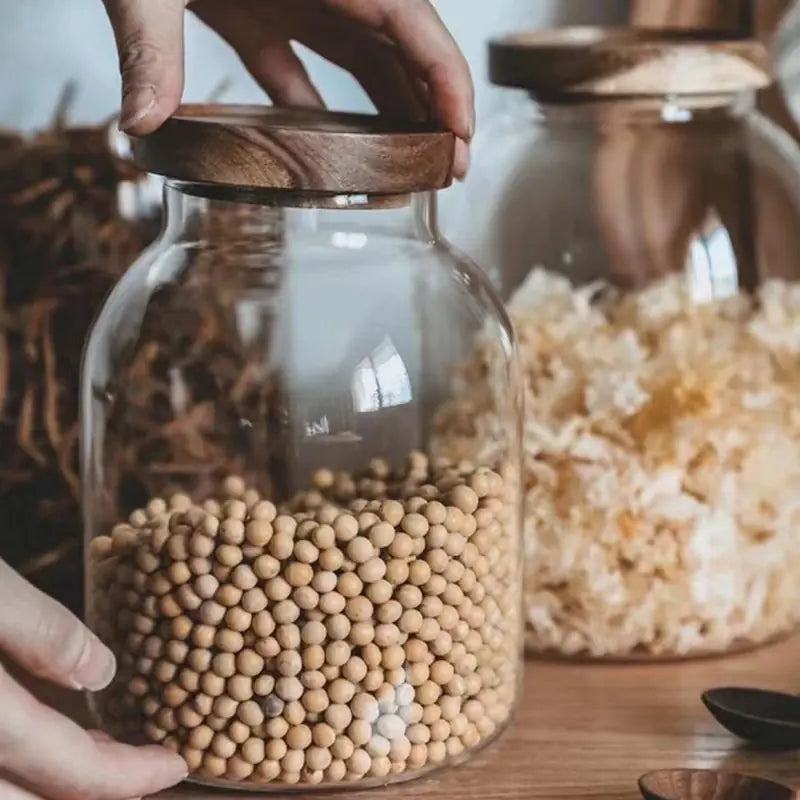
[[102, 0, 186, 134]]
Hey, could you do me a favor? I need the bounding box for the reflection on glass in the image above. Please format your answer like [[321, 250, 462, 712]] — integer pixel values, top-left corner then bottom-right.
[[687, 212, 738, 303], [351, 335, 412, 413]]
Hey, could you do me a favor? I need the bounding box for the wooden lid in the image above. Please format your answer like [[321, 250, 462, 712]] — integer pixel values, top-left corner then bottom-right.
[[132, 105, 455, 194], [489, 27, 771, 99]]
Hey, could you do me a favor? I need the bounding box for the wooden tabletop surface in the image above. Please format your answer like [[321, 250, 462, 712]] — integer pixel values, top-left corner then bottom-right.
[[51, 635, 800, 799]]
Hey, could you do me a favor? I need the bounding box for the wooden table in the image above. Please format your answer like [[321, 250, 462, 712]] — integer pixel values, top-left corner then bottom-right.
[[56, 636, 800, 799]]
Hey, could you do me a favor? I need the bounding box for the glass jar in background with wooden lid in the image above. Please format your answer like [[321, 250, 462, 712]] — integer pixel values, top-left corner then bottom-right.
[[81, 106, 523, 789], [442, 29, 800, 660]]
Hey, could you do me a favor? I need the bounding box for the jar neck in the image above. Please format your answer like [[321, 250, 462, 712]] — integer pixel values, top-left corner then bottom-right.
[[162, 182, 439, 247], [527, 90, 756, 126]]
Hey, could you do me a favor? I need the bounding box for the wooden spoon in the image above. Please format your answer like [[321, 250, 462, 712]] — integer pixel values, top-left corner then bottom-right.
[[702, 687, 800, 749], [639, 769, 795, 800]]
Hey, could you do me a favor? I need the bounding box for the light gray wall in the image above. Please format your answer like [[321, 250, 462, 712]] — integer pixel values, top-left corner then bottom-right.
[[0, 0, 626, 131]]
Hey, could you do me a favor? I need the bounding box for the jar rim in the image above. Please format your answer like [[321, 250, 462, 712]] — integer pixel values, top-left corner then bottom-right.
[[488, 26, 770, 100], [132, 104, 455, 195], [166, 180, 417, 210]]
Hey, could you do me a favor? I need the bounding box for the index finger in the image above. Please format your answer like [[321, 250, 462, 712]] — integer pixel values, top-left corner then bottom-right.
[[324, 0, 475, 141]]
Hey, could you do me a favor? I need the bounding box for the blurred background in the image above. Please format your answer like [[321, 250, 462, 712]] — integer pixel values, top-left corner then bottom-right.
[[0, 0, 628, 132]]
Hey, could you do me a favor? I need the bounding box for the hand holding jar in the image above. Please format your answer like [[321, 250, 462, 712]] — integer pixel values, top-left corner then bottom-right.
[[0, 559, 187, 799], [100, 0, 474, 176]]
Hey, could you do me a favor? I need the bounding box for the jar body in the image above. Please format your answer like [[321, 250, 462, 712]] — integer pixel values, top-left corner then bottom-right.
[[82, 186, 523, 788], [443, 93, 800, 659]]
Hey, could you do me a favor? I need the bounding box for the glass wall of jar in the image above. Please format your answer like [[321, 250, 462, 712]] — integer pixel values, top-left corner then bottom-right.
[[774, 0, 800, 122], [442, 29, 800, 660], [81, 107, 523, 789]]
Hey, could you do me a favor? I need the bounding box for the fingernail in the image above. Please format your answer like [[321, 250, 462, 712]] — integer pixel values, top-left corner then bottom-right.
[[453, 138, 470, 181], [145, 746, 189, 781], [467, 107, 476, 141], [73, 632, 117, 691], [119, 85, 156, 132]]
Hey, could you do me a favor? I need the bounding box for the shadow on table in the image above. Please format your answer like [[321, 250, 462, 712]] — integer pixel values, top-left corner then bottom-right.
[[712, 746, 800, 790]]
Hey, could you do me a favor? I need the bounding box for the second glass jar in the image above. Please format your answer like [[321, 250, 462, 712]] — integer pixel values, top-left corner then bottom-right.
[[444, 28, 800, 660]]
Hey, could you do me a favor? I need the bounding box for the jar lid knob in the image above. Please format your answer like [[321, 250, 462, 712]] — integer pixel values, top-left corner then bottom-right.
[[132, 105, 455, 194], [489, 27, 771, 99]]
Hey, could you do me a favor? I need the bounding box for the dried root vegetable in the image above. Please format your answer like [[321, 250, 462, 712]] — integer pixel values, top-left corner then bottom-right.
[[434, 268, 800, 658], [0, 118, 158, 602], [98, 201, 290, 522], [0, 111, 284, 610]]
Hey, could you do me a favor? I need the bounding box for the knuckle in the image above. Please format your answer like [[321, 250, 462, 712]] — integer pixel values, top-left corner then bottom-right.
[[66, 782, 103, 800], [118, 36, 165, 78], [383, 0, 424, 19], [48, 774, 102, 800], [0, 678, 9, 767], [30, 603, 88, 679], [0, 661, 11, 698], [0, 664, 20, 767], [363, 0, 432, 43]]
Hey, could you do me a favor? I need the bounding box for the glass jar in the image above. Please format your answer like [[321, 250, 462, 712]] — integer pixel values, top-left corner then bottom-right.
[[442, 29, 800, 660], [82, 106, 523, 789]]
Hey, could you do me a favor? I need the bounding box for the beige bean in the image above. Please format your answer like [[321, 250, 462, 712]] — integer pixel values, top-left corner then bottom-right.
[[215, 629, 244, 653]]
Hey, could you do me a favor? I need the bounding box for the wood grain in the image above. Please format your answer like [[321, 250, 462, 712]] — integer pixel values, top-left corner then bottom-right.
[[48, 635, 800, 799], [630, 0, 752, 31], [488, 28, 769, 99], [592, 116, 713, 290], [624, 1, 800, 285], [592, 99, 775, 292], [132, 105, 455, 195], [630, 0, 797, 137], [639, 769, 795, 800]]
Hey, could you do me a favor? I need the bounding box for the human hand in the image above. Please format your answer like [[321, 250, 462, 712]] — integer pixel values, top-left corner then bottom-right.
[[0, 559, 187, 799], [101, 0, 474, 177]]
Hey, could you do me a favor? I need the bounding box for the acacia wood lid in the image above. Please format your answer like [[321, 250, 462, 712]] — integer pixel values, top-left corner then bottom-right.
[[489, 27, 770, 99], [132, 105, 455, 194]]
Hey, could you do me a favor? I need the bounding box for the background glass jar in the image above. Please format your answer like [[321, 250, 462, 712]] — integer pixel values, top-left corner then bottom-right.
[[82, 107, 523, 789], [442, 29, 800, 660]]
